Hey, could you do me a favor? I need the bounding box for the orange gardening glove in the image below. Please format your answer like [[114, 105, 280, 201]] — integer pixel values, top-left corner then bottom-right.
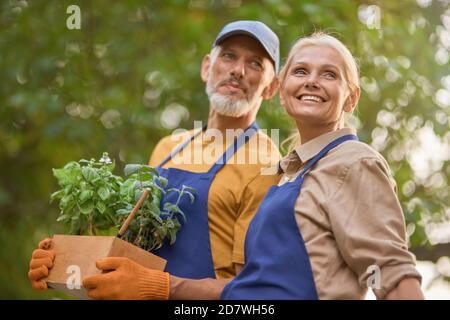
[[28, 238, 54, 290], [82, 257, 170, 300]]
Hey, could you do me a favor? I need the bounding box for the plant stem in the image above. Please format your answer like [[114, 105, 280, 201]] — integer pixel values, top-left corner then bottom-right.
[[88, 213, 94, 235]]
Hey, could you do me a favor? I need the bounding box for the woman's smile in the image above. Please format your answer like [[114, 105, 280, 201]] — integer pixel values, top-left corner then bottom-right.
[[297, 94, 325, 103]]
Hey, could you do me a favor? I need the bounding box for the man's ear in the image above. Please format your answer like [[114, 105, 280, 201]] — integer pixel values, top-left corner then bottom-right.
[[262, 76, 279, 100], [344, 87, 360, 112], [200, 54, 211, 83]]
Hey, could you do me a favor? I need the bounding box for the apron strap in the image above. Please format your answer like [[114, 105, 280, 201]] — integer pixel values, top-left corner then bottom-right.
[[157, 125, 206, 168], [294, 134, 359, 183], [208, 122, 260, 175]]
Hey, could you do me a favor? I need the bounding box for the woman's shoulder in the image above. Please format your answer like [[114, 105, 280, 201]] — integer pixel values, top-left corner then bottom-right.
[[327, 139, 391, 171]]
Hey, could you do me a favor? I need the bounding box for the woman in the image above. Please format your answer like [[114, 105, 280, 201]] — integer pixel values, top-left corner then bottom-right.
[[221, 33, 424, 300]]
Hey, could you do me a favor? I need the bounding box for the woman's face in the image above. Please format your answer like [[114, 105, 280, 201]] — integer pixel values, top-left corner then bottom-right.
[[280, 45, 353, 128]]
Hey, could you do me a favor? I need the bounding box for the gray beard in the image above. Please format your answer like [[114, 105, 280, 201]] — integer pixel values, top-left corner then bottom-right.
[[206, 82, 251, 117]]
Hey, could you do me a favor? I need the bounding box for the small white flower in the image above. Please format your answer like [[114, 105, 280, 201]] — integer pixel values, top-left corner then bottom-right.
[[99, 153, 112, 164]]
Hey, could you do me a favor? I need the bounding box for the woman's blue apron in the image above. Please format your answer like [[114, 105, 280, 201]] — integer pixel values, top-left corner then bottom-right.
[[154, 123, 260, 279], [221, 134, 358, 299]]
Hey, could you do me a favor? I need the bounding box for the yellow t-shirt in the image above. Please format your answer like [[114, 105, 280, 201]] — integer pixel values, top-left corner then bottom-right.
[[148, 127, 281, 278]]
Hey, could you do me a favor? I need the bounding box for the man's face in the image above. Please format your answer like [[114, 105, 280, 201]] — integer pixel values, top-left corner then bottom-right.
[[201, 35, 275, 117]]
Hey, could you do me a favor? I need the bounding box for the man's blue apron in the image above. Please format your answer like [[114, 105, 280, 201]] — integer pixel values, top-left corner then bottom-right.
[[154, 123, 260, 279], [221, 134, 358, 299]]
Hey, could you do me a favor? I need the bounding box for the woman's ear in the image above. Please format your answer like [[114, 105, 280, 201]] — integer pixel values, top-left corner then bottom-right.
[[344, 87, 360, 112], [262, 76, 279, 100], [200, 54, 211, 83]]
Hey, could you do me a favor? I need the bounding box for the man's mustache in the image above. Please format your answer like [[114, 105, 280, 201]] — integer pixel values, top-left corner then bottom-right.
[[216, 78, 247, 94]]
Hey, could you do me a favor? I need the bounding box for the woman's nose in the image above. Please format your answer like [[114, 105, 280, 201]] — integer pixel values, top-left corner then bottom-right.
[[304, 74, 319, 88]]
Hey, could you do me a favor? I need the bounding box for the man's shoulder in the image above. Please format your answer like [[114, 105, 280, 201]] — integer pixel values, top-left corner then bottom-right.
[[149, 129, 197, 166], [155, 129, 197, 151]]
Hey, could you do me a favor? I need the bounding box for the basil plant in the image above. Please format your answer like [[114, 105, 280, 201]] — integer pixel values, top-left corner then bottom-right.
[[50, 152, 195, 251]]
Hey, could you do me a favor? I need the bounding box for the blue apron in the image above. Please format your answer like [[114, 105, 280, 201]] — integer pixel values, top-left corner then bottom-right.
[[154, 123, 260, 279], [221, 134, 358, 299]]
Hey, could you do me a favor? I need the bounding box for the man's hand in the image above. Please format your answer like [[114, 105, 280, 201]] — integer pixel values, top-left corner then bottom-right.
[[28, 238, 54, 290], [82, 257, 170, 300]]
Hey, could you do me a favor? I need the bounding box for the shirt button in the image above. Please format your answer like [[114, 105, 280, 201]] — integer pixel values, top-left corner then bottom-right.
[[283, 176, 290, 182]]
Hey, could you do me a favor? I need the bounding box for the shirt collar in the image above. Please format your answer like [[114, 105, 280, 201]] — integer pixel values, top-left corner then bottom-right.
[[279, 128, 357, 174]]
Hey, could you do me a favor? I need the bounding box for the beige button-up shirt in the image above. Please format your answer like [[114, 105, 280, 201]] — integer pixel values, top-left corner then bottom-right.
[[277, 128, 421, 299]]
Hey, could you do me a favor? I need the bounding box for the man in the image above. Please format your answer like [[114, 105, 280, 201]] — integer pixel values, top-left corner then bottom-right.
[[28, 20, 281, 299]]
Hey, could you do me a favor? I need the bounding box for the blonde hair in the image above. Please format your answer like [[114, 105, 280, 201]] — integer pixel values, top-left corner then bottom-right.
[[279, 32, 360, 153]]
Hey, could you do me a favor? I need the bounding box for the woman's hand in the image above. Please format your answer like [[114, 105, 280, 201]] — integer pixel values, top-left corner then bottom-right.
[[385, 277, 424, 300], [82, 257, 170, 300]]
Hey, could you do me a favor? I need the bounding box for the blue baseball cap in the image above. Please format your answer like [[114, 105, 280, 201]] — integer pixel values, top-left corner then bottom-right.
[[213, 20, 280, 73]]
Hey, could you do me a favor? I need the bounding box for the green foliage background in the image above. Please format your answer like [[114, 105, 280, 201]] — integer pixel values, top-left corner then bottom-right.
[[0, 0, 449, 298]]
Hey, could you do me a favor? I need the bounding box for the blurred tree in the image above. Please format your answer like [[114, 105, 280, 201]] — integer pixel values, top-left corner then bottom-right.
[[0, 0, 448, 298]]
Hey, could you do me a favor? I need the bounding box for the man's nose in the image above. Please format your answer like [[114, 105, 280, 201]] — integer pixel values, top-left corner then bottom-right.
[[229, 59, 245, 78]]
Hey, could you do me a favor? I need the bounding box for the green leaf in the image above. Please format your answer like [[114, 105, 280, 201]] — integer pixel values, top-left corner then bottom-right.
[[96, 201, 106, 214], [80, 200, 94, 214], [141, 165, 159, 176], [149, 211, 163, 223], [60, 194, 74, 207], [134, 189, 144, 202], [182, 191, 196, 204], [63, 161, 81, 171], [124, 164, 143, 176], [50, 190, 64, 203], [166, 219, 174, 228], [116, 208, 132, 216], [125, 164, 159, 176], [79, 190, 94, 204], [52, 168, 69, 185], [56, 214, 70, 222], [168, 228, 177, 245], [98, 187, 110, 201], [163, 203, 186, 222], [136, 172, 154, 181], [64, 185, 73, 194], [163, 202, 177, 213], [105, 160, 115, 172], [182, 185, 197, 193], [82, 167, 99, 182], [176, 210, 187, 223], [157, 176, 168, 188], [166, 188, 179, 195]]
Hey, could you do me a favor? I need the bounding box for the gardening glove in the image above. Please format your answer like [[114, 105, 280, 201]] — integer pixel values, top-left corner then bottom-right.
[[28, 238, 55, 290], [82, 257, 170, 300]]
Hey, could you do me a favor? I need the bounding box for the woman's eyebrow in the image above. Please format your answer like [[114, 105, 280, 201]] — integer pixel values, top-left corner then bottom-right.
[[291, 61, 340, 72], [321, 64, 340, 72], [291, 61, 308, 66]]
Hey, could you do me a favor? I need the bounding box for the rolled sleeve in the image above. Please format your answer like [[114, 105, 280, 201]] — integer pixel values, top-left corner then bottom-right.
[[325, 157, 422, 299]]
